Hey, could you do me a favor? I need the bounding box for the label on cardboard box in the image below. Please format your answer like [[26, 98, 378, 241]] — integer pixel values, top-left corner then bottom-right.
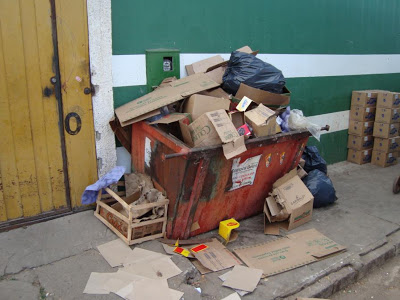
[[229, 155, 262, 191]]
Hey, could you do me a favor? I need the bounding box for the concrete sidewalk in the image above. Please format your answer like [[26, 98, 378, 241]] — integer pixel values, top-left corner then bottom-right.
[[0, 162, 399, 300]]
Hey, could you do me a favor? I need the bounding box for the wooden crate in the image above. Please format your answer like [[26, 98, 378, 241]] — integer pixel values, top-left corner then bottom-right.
[[94, 184, 169, 245]]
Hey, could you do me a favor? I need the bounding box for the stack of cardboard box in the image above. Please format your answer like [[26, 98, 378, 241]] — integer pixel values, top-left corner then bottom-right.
[[371, 92, 400, 167], [347, 90, 377, 164]]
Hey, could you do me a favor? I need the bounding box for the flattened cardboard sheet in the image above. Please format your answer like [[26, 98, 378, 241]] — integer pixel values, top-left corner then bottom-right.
[[234, 229, 346, 277], [115, 73, 219, 126], [83, 272, 113, 294]]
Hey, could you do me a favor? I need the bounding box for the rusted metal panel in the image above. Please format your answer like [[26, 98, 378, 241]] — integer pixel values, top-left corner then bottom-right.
[[131, 121, 310, 239]]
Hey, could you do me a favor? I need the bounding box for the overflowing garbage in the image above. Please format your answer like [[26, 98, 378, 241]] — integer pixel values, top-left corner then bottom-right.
[[83, 45, 340, 299], [114, 45, 323, 160]]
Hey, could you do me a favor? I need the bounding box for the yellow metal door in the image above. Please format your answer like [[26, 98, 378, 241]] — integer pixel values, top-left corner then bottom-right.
[[0, 0, 97, 228]]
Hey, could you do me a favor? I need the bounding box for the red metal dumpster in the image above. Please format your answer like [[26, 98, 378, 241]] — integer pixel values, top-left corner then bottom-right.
[[131, 121, 310, 239]]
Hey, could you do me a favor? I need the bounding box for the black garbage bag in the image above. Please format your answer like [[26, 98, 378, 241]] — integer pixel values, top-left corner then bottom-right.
[[303, 169, 337, 208], [302, 146, 327, 175], [222, 51, 286, 95]]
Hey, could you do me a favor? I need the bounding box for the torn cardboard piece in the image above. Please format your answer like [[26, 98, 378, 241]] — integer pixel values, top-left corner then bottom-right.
[[222, 265, 263, 293], [264, 169, 314, 233], [245, 104, 281, 137], [97, 239, 133, 268], [104, 270, 149, 293], [183, 94, 230, 121], [236, 83, 290, 107], [149, 113, 191, 125], [115, 73, 219, 126], [190, 238, 242, 273], [199, 87, 231, 99], [181, 109, 247, 159], [234, 228, 346, 277]]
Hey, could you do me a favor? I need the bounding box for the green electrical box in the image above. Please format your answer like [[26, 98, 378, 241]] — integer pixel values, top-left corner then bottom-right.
[[146, 49, 180, 92]]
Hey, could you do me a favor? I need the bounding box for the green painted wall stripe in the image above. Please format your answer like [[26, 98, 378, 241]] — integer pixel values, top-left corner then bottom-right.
[[113, 85, 147, 109], [112, 0, 400, 55], [307, 130, 348, 165], [288, 73, 400, 116], [113, 74, 400, 115]]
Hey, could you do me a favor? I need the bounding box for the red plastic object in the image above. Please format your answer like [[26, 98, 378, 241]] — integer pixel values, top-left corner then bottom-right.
[[131, 121, 310, 239]]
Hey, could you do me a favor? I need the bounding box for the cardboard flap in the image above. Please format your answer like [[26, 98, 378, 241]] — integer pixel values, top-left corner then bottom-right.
[[236, 83, 290, 106], [273, 168, 297, 188], [222, 136, 247, 160], [115, 73, 219, 125], [149, 113, 191, 125], [266, 196, 281, 217], [263, 222, 281, 235], [312, 246, 346, 258]]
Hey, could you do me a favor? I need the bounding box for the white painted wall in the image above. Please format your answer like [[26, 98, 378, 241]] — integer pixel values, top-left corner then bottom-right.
[[87, 0, 117, 177]]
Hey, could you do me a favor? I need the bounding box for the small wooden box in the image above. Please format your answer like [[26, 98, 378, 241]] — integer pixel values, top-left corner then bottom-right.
[[94, 183, 169, 245]]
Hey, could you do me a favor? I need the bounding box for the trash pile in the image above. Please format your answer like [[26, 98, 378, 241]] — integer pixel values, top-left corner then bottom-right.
[[113, 45, 323, 160], [82, 45, 341, 299]]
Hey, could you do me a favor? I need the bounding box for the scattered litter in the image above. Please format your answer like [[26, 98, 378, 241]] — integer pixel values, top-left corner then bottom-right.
[[234, 228, 346, 277], [195, 287, 201, 293], [289, 109, 321, 141], [222, 265, 262, 293], [219, 218, 240, 244], [162, 243, 194, 258], [97, 238, 132, 267], [173, 246, 191, 257]]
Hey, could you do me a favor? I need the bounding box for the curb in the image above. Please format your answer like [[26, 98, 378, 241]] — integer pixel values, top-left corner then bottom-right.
[[288, 229, 400, 299]]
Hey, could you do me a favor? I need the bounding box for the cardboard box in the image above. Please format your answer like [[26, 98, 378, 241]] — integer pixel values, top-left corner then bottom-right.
[[185, 46, 257, 84], [264, 169, 314, 234], [375, 107, 400, 123], [347, 134, 374, 150], [245, 104, 281, 137], [183, 94, 230, 121], [234, 228, 346, 277], [377, 91, 400, 108], [236, 83, 290, 107], [347, 148, 372, 165], [115, 73, 219, 126], [186, 55, 224, 75], [180, 109, 247, 159], [351, 90, 378, 107], [373, 122, 400, 138], [349, 105, 376, 122], [373, 136, 400, 153], [371, 150, 398, 167], [348, 120, 374, 136]]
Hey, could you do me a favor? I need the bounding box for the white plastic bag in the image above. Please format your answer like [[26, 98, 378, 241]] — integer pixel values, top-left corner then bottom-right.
[[288, 109, 321, 141]]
